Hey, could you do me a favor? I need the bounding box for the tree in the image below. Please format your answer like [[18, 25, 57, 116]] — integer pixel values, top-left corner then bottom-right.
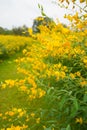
[[0, 25, 29, 36], [0, 27, 13, 35], [32, 16, 55, 33], [0, 27, 4, 34], [12, 25, 29, 36]]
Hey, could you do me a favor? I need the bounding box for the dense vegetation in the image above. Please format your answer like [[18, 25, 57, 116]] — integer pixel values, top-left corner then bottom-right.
[[0, 25, 29, 37], [0, 0, 87, 129]]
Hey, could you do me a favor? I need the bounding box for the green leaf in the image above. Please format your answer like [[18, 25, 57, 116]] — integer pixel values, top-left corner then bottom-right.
[[59, 95, 68, 110], [38, 4, 46, 16], [66, 124, 71, 130], [47, 120, 56, 123], [83, 94, 87, 102], [73, 98, 79, 110], [41, 5, 43, 11], [44, 127, 51, 130], [70, 98, 79, 117], [41, 11, 46, 16], [38, 3, 40, 8], [61, 128, 66, 130]]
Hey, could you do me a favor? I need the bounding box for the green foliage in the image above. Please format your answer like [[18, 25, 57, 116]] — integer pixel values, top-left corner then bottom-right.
[[0, 43, 8, 59], [0, 25, 29, 36], [38, 4, 47, 16], [32, 16, 55, 33], [12, 25, 29, 36], [0, 27, 13, 35]]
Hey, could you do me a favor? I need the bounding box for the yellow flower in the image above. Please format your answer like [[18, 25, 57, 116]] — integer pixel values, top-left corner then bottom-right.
[[36, 118, 40, 124], [18, 111, 25, 118], [80, 0, 85, 3], [76, 71, 81, 77], [39, 90, 46, 98], [26, 116, 30, 122], [18, 109, 22, 113], [30, 112, 35, 117], [80, 81, 87, 87], [70, 73, 75, 79], [83, 59, 87, 64], [31, 87, 37, 95], [57, 63, 62, 68], [60, 71, 66, 79], [20, 86, 27, 92], [5, 80, 15, 87], [15, 126, 21, 130], [1, 84, 6, 89], [7, 126, 21, 130], [22, 124, 28, 129], [2, 116, 7, 120], [76, 117, 83, 124], [0, 113, 2, 117], [7, 128, 11, 130], [22, 49, 27, 54], [43, 125, 46, 129], [8, 111, 15, 116]]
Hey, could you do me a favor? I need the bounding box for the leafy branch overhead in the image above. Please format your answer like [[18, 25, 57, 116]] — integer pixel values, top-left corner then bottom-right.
[[58, 0, 87, 13], [38, 3, 47, 16]]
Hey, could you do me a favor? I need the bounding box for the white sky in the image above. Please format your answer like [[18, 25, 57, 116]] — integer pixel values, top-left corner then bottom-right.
[[0, 0, 81, 29]]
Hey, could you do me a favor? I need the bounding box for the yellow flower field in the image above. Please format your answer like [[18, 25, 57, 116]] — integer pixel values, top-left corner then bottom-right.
[[0, 21, 87, 130]]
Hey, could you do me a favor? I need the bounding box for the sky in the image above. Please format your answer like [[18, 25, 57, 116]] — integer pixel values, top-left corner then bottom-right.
[[0, 0, 78, 29]]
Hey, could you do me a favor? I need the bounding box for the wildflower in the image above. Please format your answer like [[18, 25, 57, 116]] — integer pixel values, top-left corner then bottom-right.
[[76, 117, 83, 124], [31, 87, 37, 95], [76, 71, 81, 77], [26, 116, 30, 122], [18, 109, 22, 113], [22, 124, 28, 129], [60, 71, 66, 79], [0, 113, 2, 117], [43, 125, 46, 129], [36, 118, 40, 123], [80, 81, 87, 87], [2, 116, 7, 120], [8, 111, 15, 116], [23, 49, 27, 54], [70, 73, 75, 79], [83, 59, 87, 64], [58, 63, 62, 68], [20, 86, 28, 92], [7, 125, 21, 130], [5, 80, 15, 87], [30, 112, 35, 117], [39, 89, 46, 98], [1, 84, 6, 89], [18, 110, 26, 118], [80, 0, 85, 3]]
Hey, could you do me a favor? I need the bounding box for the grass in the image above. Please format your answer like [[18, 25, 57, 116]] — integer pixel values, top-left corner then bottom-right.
[[0, 87, 28, 113], [0, 50, 28, 113], [0, 38, 40, 82], [0, 38, 41, 118], [0, 50, 25, 82], [0, 60, 23, 82]]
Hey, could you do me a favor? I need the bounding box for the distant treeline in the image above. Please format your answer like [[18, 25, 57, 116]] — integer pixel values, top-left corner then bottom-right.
[[0, 25, 29, 37], [0, 16, 57, 37], [0, 16, 67, 36]]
